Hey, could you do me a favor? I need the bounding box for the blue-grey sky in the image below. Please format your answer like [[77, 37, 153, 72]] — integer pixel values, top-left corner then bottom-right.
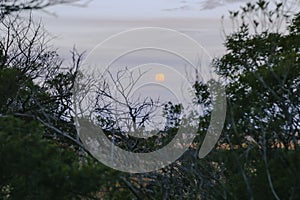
[[43, 0, 249, 19], [37, 0, 252, 59], [33, 0, 251, 96], [32, 0, 252, 127]]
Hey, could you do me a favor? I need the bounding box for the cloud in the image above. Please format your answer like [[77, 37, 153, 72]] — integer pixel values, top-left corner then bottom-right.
[[163, 0, 250, 12], [200, 0, 250, 10]]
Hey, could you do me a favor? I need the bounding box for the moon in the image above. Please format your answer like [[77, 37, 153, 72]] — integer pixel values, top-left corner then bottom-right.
[[155, 73, 165, 82]]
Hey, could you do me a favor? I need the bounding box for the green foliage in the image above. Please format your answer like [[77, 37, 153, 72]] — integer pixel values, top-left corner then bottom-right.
[[0, 116, 131, 199], [0, 13, 131, 200], [217, 13, 300, 147], [202, 5, 300, 200], [98, 2, 300, 199], [206, 149, 300, 200], [163, 101, 183, 129], [0, 117, 89, 199], [0, 68, 21, 112]]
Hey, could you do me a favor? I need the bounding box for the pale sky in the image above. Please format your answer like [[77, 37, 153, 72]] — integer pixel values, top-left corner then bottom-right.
[[35, 0, 251, 57], [43, 0, 249, 19], [31, 0, 252, 123]]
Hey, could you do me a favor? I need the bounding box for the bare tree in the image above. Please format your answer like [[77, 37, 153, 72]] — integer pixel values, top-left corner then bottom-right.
[[0, 0, 89, 19], [0, 14, 86, 149], [92, 68, 161, 135], [222, 0, 300, 36]]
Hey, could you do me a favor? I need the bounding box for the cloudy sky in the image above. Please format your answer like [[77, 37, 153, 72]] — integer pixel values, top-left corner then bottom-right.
[[29, 0, 257, 128], [37, 0, 252, 56], [43, 0, 249, 19], [32, 0, 253, 118]]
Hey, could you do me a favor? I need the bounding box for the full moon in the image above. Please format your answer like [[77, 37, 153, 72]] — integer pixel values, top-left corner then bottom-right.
[[155, 73, 165, 82]]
